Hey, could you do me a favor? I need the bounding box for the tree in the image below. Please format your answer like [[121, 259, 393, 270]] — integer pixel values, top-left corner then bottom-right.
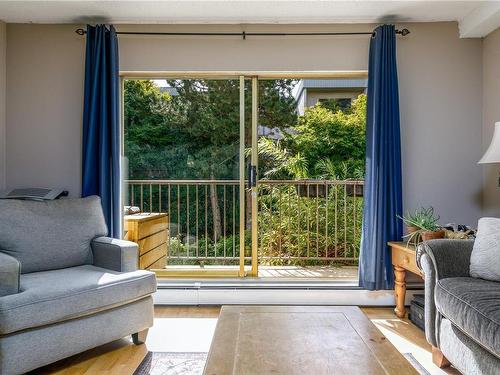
[[125, 79, 298, 238], [287, 94, 366, 179]]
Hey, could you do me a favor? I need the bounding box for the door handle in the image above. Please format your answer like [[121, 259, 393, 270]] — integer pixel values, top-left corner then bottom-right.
[[248, 165, 257, 187]]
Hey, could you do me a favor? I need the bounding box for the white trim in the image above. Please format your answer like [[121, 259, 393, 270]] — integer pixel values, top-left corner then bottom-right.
[[153, 287, 421, 306], [459, 3, 500, 38]]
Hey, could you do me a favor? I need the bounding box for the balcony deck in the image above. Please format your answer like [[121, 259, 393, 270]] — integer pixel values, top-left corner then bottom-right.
[[258, 265, 358, 280], [126, 179, 363, 279], [155, 264, 358, 281]]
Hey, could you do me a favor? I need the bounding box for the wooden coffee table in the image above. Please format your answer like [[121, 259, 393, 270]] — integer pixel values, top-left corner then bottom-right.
[[204, 306, 418, 375]]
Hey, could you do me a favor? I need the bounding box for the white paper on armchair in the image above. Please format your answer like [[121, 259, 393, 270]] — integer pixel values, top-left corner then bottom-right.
[[470, 217, 500, 281]]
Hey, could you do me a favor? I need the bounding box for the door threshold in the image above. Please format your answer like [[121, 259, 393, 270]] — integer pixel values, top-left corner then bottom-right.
[[157, 278, 361, 289], [154, 267, 242, 278], [157, 278, 423, 290], [153, 285, 423, 305]]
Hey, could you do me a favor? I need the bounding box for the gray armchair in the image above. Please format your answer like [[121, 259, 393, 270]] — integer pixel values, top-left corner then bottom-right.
[[418, 239, 500, 374], [0, 196, 157, 375]]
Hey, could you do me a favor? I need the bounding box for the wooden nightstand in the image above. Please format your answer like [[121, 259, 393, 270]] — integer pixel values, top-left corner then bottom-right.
[[388, 241, 423, 318], [124, 213, 168, 270]]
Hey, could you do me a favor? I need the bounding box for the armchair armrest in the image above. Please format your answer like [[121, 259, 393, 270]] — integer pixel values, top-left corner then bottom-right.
[[417, 239, 474, 347], [0, 252, 21, 297], [91, 237, 139, 272]]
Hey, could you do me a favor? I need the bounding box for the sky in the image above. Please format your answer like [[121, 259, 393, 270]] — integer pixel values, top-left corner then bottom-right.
[[153, 79, 169, 87], [152, 78, 302, 97]]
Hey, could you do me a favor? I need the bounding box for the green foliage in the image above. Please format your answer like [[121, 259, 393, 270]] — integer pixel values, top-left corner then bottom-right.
[[165, 185, 361, 267], [167, 231, 252, 266], [399, 207, 441, 232], [125, 79, 298, 180], [124, 80, 366, 267], [255, 138, 309, 179], [124, 80, 173, 145], [258, 184, 361, 266], [286, 94, 366, 179]]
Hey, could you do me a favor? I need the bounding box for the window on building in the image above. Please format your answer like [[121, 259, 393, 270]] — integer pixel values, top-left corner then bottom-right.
[[318, 98, 352, 112]]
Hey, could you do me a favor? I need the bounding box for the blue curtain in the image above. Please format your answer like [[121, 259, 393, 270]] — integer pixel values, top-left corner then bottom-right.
[[82, 24, 120, 238], [359, 25, 403, 290]]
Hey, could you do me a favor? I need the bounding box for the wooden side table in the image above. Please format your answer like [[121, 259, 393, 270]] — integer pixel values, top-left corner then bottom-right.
[[388, 241, 423, 318], [124, 213, 169, 270]]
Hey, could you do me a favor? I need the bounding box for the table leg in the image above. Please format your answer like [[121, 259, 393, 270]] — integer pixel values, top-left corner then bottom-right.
[[394, 265, 406, 318]]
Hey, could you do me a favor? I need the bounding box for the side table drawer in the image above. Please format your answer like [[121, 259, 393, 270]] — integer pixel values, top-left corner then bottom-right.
[[392, 247, 420, 275]]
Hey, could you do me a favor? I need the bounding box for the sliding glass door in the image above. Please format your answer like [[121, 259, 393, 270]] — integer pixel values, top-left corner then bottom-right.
[[255, 77, 365, 281], [122, 72, 365, 280], [122, 75, 257, 277]]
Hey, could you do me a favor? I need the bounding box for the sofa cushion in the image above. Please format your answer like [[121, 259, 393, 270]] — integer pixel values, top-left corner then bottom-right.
[[470, 217, 500, 281], [0, 196, 107, 273], [435, 277, 500, 357], [0, 265, 156, 334]]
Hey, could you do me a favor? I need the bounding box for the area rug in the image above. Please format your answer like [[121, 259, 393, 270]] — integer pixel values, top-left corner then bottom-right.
[[134, 352, 430, 375], [133, 352, 207, 375]]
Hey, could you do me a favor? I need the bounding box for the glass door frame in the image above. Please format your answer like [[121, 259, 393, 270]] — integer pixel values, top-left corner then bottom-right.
[[120, 73, 256, 278], [120, 71, 368, 279]]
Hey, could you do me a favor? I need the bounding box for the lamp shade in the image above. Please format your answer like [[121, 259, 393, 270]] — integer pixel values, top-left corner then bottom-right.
[[479, 122, 500, 164]]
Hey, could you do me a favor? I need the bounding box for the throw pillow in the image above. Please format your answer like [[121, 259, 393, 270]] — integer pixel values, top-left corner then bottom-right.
[[470, 217, 500, 281]]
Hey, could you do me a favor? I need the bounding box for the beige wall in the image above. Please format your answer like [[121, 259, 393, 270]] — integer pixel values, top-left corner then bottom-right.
[[6, 25, 85, 195], [397, 23, 483, 225], [0, 21, 5, 190], [482, 27, 500, 217], [5, 22, 484, 224]]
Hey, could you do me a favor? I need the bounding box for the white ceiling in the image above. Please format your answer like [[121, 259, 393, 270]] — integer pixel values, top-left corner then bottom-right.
[[0, 1, 499, 37]]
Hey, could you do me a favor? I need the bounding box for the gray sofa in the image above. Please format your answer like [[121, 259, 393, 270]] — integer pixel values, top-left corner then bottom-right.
[[0, 196, 157, 375], [418, 239, 500, 374]]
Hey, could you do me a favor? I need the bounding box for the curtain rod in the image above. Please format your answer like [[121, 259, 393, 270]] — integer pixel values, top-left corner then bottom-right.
[[74, 28, 410, 39]]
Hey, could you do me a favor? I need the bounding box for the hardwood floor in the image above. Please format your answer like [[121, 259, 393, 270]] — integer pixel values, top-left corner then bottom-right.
[[31, 306, 460, 375]]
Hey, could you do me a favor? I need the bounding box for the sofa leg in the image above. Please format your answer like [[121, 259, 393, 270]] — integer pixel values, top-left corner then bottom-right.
[[132, 329, 149, 345], [432, 346, 450, 368]]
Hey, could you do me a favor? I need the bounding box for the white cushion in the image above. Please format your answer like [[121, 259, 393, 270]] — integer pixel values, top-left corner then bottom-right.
[[470, 217, 500, 281]]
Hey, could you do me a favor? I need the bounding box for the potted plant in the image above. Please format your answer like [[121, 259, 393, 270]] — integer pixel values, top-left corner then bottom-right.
[[398, 207, 445, 244]]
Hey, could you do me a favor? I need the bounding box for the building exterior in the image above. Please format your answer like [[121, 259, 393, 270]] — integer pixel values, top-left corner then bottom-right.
[[294, 78, 367, 115]]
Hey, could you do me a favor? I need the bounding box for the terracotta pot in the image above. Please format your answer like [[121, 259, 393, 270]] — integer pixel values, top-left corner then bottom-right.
[[405, 225, 421, 245], [421, 229, 445, 241], [406, 225, 420, 234]]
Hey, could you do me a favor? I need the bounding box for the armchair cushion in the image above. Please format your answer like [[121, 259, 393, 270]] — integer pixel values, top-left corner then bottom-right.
[[0, 265, 156, 335], [0, 196, 107, 273], [435, 277, 500, 357], [0, 252, 20, 297]]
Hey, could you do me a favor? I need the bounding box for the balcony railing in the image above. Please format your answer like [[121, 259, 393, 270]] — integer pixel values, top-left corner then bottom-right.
[[125, 179, 363, 266]]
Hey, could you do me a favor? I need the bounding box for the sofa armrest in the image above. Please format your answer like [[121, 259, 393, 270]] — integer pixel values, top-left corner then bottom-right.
[[418, 239, 474, 347], [0, 252, 21, 297], [417, 239, 473, 280], [91, 237, 139, 272]]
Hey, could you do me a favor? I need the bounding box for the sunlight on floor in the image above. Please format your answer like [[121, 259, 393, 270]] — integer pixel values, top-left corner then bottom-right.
[[371, 319, 453, 375], [146, 317, 218, 353]]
